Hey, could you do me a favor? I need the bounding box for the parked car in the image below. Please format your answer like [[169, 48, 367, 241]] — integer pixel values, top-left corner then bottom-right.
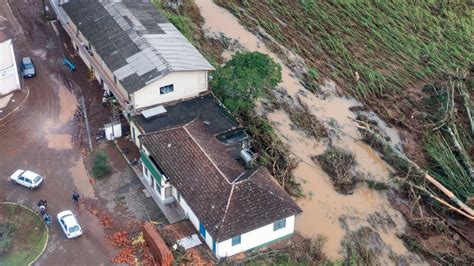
[[20, 57, 36, 78], [57, 210, 83, 239], [10, 169, 43, 190]]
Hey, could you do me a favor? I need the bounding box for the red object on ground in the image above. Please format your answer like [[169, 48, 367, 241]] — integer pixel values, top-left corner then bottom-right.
[[142, 222, 174, 266]]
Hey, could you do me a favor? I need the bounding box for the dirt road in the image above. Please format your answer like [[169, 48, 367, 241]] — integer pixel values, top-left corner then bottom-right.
[[0, 0, 114, 264]]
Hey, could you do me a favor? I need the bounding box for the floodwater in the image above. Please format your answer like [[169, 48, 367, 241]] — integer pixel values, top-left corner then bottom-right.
[[56, 84, 78, 125], [42, 77, 78, 150], [196, 0, 418, 261]]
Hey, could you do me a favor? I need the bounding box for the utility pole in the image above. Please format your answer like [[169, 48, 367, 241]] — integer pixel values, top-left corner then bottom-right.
[[111, 106, 116, 141], [41, 0, 46, 17], [81, 96, 93, 151]]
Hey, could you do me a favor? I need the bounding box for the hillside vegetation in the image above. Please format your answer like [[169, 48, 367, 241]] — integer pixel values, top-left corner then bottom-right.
[[216, 1, 472, 96], [215, 0, 474, 201]]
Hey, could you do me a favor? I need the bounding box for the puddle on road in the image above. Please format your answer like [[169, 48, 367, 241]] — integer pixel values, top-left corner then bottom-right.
[[69, 160, 95, 199], [57, 84, 78, 126], [45, 133, 72, 150], [196, 0, 414, 261], [42, 76, 78, 150]]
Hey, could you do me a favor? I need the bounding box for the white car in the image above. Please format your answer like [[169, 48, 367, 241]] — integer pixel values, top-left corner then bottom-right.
[[57, 210, 83, 239], [10, 170, 43, 190]]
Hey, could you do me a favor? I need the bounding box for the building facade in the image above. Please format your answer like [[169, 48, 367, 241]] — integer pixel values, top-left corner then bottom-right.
[[51, 0, 213, 112], [0, 39, 20, 96]]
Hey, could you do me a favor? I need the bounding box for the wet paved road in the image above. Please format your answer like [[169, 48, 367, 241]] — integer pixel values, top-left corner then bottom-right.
[[0, 0, 114, 264]]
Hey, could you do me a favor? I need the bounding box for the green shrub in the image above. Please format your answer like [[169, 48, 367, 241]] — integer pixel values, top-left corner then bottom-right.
[[92, 151, 111, 178], [211, 51, 282, 113]]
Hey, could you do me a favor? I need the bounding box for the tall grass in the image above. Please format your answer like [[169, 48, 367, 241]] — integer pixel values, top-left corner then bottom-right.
[[216, 1, 472, 97]]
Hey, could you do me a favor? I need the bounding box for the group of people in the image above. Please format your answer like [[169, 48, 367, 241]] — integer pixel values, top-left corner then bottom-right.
[[37, 199, 51, 226], [36, 192, 81, 227]]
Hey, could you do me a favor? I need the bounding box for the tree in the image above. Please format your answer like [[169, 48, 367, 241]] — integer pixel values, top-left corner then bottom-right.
[[211, 51, 282, 113], [92, 151, 111, 178]]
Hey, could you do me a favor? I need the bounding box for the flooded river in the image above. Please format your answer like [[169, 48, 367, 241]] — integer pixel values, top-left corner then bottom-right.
[[196, 0, 419, 261]]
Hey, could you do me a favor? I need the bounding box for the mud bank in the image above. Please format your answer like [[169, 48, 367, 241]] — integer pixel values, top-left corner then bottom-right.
[[196, 0, 420, 261]]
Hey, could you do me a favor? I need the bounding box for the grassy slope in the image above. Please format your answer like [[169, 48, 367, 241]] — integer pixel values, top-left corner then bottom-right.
[[0, 203, 48, 266], [216, 1, 472, 96], [215, 1, 472, 151], [215, 0, 473, 197]]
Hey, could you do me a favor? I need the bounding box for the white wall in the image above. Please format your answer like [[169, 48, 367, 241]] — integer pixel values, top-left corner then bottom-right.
[[132, 71, 207, 109], [130, 121, 142, 147], [216, 215, 295, 258], [177, 193, 215, 250], [0, 40, 20, 96]]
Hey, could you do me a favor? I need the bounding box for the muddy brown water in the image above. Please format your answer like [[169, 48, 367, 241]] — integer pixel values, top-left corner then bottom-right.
[[41, 75, 78, 149], [196, 0, 420, 261]]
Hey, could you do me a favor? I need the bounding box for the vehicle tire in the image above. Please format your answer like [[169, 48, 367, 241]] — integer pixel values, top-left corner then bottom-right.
[[11, 179, 16, 184]]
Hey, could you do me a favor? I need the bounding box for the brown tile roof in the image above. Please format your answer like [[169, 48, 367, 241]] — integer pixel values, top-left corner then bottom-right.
[[140, 120, 302, 241]]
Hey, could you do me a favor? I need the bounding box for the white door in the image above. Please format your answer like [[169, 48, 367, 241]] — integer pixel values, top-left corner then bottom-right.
[[18, 176, 27, 187], [24, 177, 33, 188]]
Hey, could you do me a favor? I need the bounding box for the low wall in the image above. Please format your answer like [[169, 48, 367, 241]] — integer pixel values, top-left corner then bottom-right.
[[142, 222, 174, 266]]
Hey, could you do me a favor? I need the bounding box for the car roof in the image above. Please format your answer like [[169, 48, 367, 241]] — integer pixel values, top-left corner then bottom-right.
[[22, 170, 39, 179], [63, 215, 79, 227], [58, 210, 79, 226], [22, 57, 32, 64]]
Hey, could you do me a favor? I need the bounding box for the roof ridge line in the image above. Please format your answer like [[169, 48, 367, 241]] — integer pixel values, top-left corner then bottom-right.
[[233, 167, 261, 185], [183, 122, 232, 185], [215, 185, 235, 240]]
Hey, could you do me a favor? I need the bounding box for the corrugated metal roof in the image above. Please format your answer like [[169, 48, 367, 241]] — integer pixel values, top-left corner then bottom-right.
[[62, 0, 214, 94]]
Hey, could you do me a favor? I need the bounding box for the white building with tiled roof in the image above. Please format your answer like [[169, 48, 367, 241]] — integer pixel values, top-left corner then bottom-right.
[[139, 119, 302, 258], [51, 0, 214, 112]]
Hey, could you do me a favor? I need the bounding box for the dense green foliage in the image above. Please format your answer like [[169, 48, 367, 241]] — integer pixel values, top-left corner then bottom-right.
[[92, 151, 111, 178], [217, 1, 472, 96], [211, 51, 282, 113]]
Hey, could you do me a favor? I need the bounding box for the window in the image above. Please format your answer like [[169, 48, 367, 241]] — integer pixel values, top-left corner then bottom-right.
[[231, 235, 241, 246], [154, 182, 161, 195], [160, 84, 174, 94], [273, 218, 286, 231]]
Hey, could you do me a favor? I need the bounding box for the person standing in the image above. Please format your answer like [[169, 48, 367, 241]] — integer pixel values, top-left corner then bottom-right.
[[72, 191, 80, 205], [39, 204, 46, 215]]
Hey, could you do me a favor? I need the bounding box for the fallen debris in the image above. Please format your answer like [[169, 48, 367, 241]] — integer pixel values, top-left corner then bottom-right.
[[108, 230, 129, 247], [314, 146, 356, 194]]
